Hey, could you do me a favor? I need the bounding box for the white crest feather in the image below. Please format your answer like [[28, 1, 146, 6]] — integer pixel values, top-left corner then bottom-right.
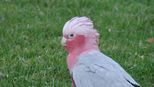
[[63, 17, 94, 35]]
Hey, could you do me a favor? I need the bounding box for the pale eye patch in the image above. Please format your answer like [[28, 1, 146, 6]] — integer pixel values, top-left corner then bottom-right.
[[68, 34, 75, 39]]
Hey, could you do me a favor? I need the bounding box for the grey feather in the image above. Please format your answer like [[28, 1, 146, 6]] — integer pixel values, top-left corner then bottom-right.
[[72, 51, 140, 87]]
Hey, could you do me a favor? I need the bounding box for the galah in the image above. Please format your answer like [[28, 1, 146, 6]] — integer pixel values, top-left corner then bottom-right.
[[61, 17, 140, 87]]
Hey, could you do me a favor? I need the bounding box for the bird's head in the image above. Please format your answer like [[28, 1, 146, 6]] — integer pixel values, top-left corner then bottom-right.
[[61, 17, 100, 54]]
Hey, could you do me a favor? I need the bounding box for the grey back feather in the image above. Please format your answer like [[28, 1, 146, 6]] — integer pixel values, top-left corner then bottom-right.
[[72, 51, 140, 87]]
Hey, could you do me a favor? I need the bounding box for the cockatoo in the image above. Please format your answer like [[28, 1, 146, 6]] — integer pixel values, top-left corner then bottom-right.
[[61, 17, 140, 87]]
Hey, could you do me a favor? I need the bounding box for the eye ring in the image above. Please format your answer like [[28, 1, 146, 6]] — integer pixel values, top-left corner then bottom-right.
[[68, 34, 75, 38]]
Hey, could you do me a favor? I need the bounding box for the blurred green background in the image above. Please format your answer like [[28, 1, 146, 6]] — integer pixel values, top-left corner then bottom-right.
[[0, 0, 154, 87]]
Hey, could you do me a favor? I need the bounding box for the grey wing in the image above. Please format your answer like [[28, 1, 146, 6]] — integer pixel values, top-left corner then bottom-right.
[[100, 53, 140, 87], [72, 63, 134, 87], [72, 51, 140, 87]]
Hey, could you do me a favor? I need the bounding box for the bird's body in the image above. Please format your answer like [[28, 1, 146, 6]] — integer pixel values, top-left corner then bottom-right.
[[71, 50, 139, 87], [61, 17, 140, 87]]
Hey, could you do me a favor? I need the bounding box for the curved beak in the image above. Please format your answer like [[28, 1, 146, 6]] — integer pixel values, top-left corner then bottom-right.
[[61, 37, 67, 46]]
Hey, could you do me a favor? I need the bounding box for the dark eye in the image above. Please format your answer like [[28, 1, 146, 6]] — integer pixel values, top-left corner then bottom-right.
[[68, 34, 75, 38]]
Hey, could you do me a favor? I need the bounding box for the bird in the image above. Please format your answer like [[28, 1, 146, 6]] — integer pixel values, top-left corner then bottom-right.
[[61, 17, 140, 87]]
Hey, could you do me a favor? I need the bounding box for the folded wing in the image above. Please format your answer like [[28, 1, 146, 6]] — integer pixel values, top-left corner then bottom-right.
[[72, 51, 140, 87]]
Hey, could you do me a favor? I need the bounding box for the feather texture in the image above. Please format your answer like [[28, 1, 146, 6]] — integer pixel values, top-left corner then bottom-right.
[[71, 51, 140, 87]]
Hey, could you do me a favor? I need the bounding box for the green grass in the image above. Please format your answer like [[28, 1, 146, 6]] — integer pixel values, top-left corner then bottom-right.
[[0, 0, 154, 87]]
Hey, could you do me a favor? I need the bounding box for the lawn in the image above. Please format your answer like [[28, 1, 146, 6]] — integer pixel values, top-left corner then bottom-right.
[[0, 0, 154, 87]]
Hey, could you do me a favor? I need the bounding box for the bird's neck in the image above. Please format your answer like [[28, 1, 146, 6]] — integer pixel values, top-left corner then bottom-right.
[[67, 45, 99, 71]]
